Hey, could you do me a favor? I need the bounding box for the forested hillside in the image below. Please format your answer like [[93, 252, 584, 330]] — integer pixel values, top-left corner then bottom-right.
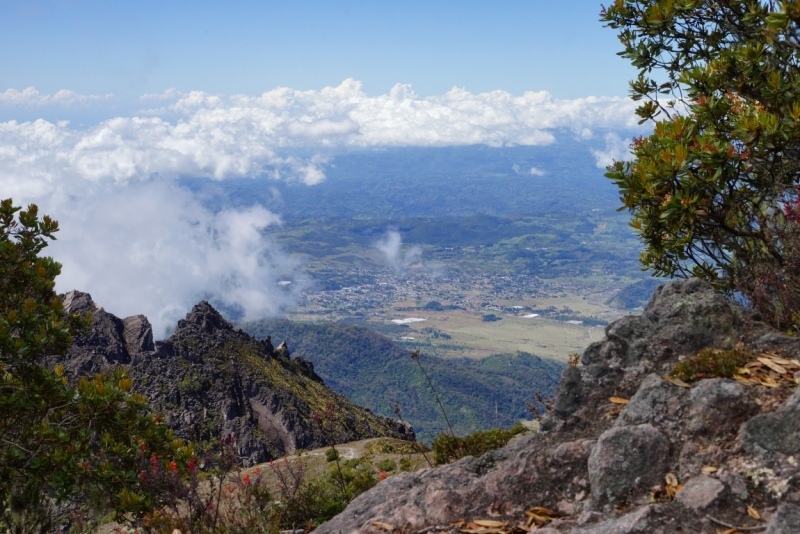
[[240, 319, 564, 442]]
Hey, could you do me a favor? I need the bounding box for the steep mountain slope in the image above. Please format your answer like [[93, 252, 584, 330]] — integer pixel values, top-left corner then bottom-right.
[[318, 279, 800, 533], [54, 292, 412, 466], [239, 319, 564, 442]]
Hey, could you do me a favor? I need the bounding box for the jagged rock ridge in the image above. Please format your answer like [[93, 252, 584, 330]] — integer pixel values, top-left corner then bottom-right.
[[55, 291, 413, 466], [317, 279, 800, 533]]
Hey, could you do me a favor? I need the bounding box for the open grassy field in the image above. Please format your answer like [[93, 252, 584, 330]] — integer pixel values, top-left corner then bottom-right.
[[370, 287, 625, 362]]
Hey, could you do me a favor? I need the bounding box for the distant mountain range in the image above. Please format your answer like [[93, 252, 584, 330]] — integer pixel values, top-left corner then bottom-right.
[[239, 319, 565, 443]]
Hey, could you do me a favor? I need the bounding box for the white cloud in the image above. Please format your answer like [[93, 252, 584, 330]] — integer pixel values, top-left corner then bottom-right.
[[0, 80, 640, 187], [375, 230, 422, 272], [591, 132, 634, 168], [0, 80, 641, 335], [513, 164, 545, 176], [0, 87, 113, 107], [42, 181, 303, 338]]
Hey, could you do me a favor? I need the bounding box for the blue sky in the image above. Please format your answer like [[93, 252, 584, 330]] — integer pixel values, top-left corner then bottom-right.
[[0, 0, 642, 332], [1, 0, 634, 104]]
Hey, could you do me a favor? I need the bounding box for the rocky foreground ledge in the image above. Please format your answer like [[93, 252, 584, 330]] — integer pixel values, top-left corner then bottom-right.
[[318, 279, 800, 533]]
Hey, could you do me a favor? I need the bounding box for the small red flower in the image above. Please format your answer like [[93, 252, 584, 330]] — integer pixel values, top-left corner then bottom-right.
[[379, 470, 388, 481], [187, 457, 198, 473], [139, 471, 147, 484], [169, 461, 177, 472], [242, 473, 251, 485]]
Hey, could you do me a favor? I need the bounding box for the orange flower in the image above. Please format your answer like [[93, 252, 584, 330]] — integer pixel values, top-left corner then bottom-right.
[[379, 470, 388, 481]]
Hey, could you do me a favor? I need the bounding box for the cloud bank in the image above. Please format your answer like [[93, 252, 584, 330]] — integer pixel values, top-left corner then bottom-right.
[[0, 80, 640, 335], [0, 87, 113, 107], [41, 181, 303, 338], [1, 80, 640, 187]]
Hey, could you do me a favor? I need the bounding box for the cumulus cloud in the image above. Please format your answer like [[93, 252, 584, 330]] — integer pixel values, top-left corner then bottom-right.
[[1, 80, 640, 188], [591, 132, 634, 168], [28, 181, 304, 339], [375, 230, 422, 272], [0, 87, 113, 107], [0, 80, 642, 335]]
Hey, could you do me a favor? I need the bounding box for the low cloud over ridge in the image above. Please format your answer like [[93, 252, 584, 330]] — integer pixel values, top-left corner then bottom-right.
[[0, 80, 640, 336]]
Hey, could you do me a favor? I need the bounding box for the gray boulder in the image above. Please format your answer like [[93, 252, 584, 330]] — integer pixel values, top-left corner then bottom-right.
[[588, 424, 670, 504], [686, 378, 758, 438], [740, 389, 800, 455], [573, 506, 659, 534], [766, 504, 800, 534], [675, 475, 726, 512]]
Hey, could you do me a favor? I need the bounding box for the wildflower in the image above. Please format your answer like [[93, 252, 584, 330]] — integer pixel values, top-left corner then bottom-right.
[[379, 470, 388, 481], [242, 473, 251, 485], [138, 471, 147, 484], [169, 461, 177, 472]]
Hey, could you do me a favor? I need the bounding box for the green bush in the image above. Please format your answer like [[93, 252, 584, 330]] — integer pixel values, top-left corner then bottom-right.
[[398, 458, 411, 471], [432, 423, 527, 465], [374, 458, 396, 473], [671, 347, 751, 383], [281, 458, 378, 527], [324, 447, 340, 462]]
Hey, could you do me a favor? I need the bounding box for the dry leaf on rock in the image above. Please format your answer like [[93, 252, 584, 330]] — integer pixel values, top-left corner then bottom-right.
[[665, 473, 678, 487], [609, 397, 629, 405], [524, 507, 560, 528], [757, 357, 787, 374], [734, 352, 800, 389], [663, 375, 692, 388], [665, 483, 683, 499], [747, 505, 762, 521], [701, 466, 718, 473], [472, 520, 506, 528], [372, 522, 394, 531]]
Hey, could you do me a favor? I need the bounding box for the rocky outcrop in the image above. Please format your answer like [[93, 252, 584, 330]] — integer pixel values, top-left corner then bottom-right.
[[53, 291, 413, 466], [317, 279, 800, 533]]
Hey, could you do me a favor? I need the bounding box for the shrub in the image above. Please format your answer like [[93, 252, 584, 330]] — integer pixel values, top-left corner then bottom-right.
[[324, 448, 339, 462], [0, 199, 189, 530], [431, 423, 527, 465], [735, 194, 800, 333], [671, 347, 752, 383], [374, 459, 396, 473], [280, 458, 378, 528]]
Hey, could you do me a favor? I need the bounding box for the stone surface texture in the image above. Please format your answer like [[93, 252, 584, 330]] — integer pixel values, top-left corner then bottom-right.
[[588, 424, 669, 503], [765, 503, 800, 534], [674, 475, 726, 511], [314, 279, 800, 534]]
